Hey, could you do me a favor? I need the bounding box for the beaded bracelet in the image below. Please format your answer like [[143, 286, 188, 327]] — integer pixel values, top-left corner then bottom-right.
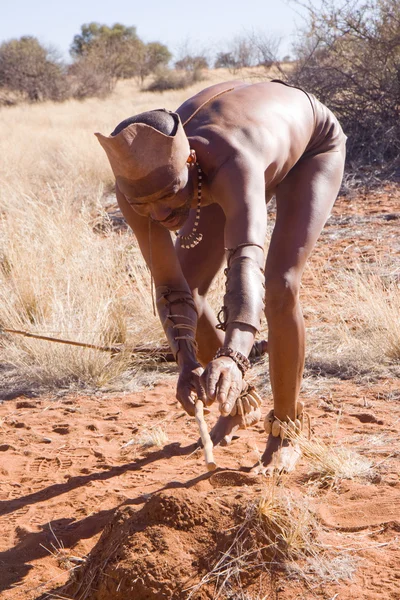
[[213, 346, 251, 375]]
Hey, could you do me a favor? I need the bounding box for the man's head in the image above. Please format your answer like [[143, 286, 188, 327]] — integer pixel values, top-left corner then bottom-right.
[[95, 109, 191, 203]]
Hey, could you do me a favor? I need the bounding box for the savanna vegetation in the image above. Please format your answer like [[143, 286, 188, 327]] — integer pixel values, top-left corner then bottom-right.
[[0, 0, 398, 392]]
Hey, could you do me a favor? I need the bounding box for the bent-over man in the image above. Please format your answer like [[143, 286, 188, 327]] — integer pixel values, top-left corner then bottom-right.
[[95, 80, 346, 475]]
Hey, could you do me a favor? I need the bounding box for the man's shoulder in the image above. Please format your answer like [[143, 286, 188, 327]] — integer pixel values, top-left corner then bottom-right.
[[176, 81, 248, 123]]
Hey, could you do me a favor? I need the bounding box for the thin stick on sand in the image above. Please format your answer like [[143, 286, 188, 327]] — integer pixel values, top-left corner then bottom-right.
[[195, 400, 217, 471]]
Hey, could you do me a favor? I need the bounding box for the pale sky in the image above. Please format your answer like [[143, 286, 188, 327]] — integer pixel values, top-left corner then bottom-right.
[[0, 0, 305, 61]]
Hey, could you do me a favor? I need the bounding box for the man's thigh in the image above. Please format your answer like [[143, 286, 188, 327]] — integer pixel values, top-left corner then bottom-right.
[[176, 203, 226, 294], [266, 147, 346, 282]]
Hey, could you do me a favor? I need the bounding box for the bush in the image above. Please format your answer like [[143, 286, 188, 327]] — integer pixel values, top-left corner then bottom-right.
[[68, 55, 117, 99], [175, 54, 208, 71], [291, 0, 400, 169], [146, 67, 203, 92], [0, 36, 68, 102]]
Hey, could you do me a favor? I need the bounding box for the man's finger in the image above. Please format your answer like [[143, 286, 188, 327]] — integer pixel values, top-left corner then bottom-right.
[[218, 379, 239, 416], [205, 371, 221, 401], [222, 384, 241, 416], [194, 377, 207, 404], [215, 374, 231, 406], [176, 386, 195, 416]]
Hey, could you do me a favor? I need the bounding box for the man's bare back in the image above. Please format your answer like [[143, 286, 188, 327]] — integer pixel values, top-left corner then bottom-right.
[[96, 80, 346, 475]]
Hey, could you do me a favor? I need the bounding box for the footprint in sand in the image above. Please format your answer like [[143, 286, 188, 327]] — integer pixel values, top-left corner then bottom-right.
[[29, 456, 73, 474], [52, 423, 70, 435], [318, 488, 400, 530]]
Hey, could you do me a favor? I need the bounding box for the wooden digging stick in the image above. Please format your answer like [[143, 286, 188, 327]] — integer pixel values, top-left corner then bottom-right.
[[195, 400, 217, 471]]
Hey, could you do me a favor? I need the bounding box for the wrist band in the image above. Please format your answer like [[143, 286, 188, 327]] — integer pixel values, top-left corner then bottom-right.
[[213, 346, 251, 375]]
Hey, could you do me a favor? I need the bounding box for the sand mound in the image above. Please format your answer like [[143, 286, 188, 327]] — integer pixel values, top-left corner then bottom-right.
[[63, 488, 236, 600]]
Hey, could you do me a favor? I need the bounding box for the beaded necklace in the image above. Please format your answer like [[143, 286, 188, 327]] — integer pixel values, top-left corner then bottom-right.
[[175, 162, 203, 249]]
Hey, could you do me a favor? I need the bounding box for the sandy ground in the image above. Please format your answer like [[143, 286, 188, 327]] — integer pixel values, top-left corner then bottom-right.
[[0, 186, 399, 600]]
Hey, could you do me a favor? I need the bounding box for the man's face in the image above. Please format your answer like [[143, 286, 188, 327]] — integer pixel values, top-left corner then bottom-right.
[[124, 167, 195, 231]]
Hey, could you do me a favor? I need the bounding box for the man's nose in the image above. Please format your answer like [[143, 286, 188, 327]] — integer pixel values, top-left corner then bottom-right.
[[149, 203, 172, 222]]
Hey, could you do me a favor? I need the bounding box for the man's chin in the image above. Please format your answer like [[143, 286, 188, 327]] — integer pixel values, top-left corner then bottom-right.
[[162, 213, 189, 231]]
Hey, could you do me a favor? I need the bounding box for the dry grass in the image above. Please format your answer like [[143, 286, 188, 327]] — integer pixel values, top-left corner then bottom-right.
[[0, 184, 161, 386], [121, 425, 169, 450], [333, 266, 400, 363], [298, 433, 373, 486], [0, 68, 398, 391], [301, 255, 400, 383]]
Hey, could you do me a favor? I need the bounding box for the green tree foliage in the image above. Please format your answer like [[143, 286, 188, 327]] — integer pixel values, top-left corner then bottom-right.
[[70, 22, 171, 92], [70, 22, 138, 57], [135, 42, 172, 84], [291, 0, 400, 167], [0, 36, 67, 101]]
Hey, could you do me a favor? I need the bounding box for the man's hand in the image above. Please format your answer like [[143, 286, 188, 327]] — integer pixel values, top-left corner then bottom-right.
[[202, 357, 243, 416], [176, 363, 207, 416]]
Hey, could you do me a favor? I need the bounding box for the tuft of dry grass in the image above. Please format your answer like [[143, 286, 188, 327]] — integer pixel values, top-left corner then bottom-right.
[[121, 425, 169, 450], [288, 427, 374, 486], [41, 540, 86, 573]]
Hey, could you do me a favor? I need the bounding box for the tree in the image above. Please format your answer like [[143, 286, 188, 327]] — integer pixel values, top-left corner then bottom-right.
[[70, 23, 138, 58], [0, 36, 67, 101], [70, 23, 171, 90], [213, 36, 258, 73], [135, 42, 172, 84], [214, 52, 237, 69]]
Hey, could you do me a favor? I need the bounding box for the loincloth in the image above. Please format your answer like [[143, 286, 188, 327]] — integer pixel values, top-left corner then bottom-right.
[[271, 79, 347, 157]]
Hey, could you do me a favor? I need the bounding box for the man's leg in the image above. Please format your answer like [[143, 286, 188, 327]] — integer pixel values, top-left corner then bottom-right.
[[256, 146, 346, 474]]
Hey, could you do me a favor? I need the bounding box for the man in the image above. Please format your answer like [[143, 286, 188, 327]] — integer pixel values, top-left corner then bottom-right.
[[95, 80, 346, 475]]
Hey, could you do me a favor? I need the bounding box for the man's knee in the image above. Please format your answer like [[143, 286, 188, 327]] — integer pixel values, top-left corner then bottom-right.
[[264, 272, 300, 318]]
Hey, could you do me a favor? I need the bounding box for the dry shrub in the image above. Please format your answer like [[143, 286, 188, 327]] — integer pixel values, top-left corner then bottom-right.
[[291, 0, 400, 170], [0, 36, 69, 103], [146, 67, 204, 92]]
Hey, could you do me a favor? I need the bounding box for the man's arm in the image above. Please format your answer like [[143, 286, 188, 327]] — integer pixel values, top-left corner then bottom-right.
[[203, 155, 267, 412], [116, 186, 206, 413]]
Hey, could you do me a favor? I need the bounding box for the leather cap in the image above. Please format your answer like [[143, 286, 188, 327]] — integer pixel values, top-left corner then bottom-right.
[[95, 112, 190, 200]]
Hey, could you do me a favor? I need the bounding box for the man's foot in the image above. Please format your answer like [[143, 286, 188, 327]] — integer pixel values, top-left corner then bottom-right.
[[209, 407, 262, 446], [251, 434, 301, 476], [249, 340, 268, 360]]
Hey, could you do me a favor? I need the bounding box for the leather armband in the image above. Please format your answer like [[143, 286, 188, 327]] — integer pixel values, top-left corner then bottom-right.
[[217, 257, 265, 333], [156, 286, 198, 361]]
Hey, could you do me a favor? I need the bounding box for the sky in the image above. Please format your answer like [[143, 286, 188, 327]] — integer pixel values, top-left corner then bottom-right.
[[0, 0, 306, 62]]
